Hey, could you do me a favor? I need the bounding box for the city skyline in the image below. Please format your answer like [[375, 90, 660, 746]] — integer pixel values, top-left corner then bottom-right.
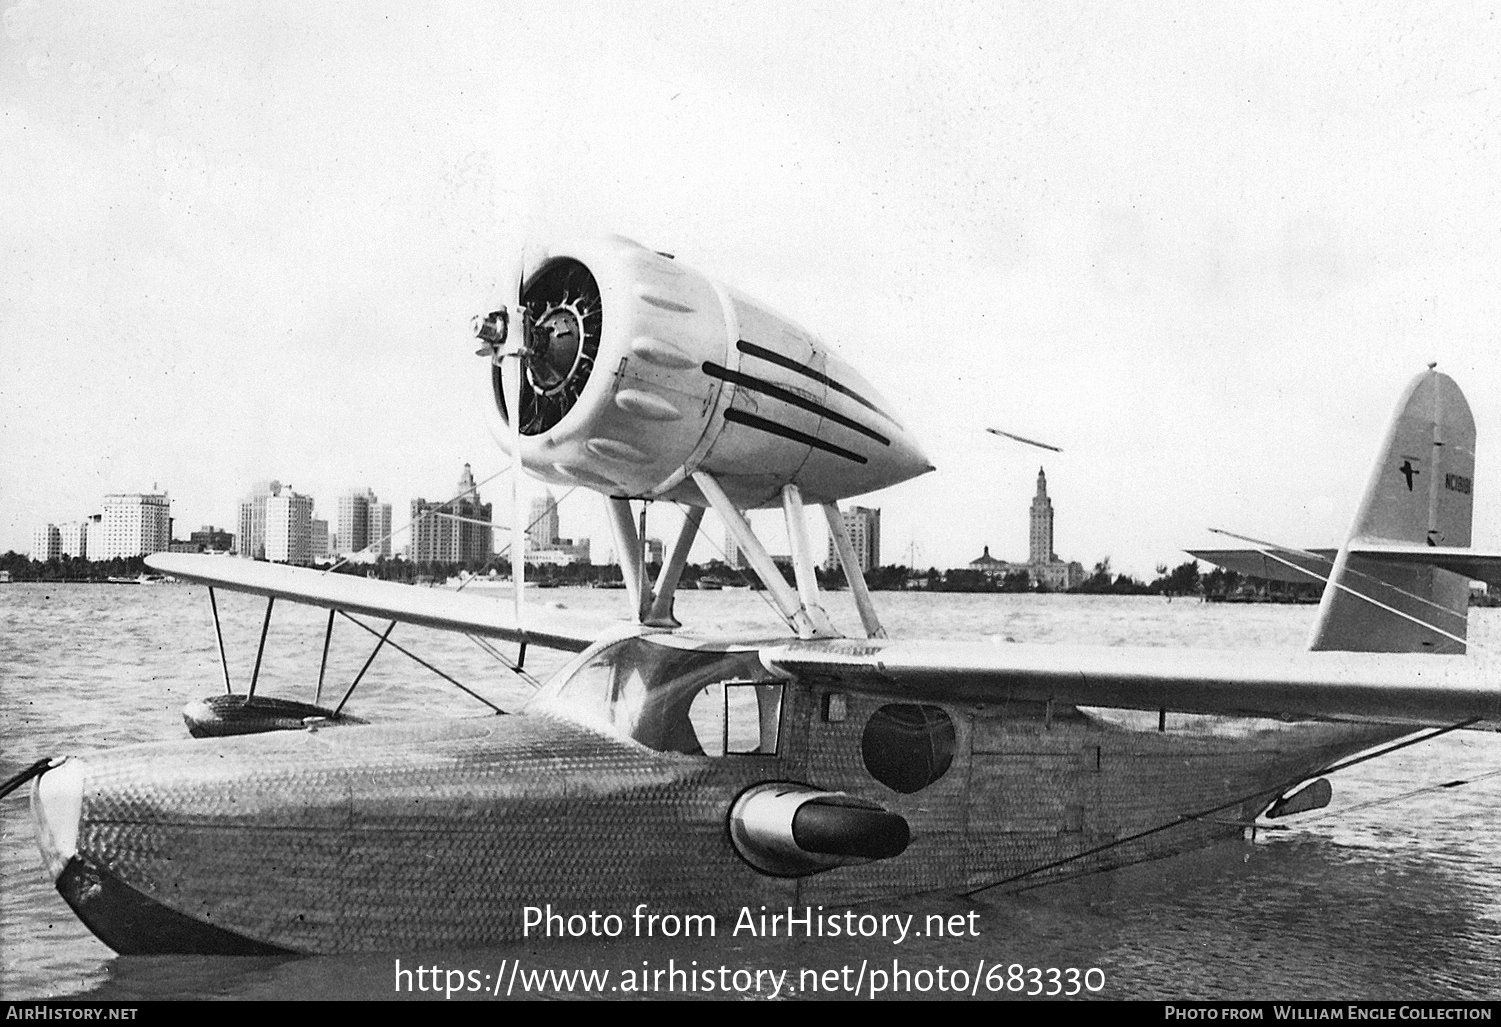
[[5, 6, 1501, 577], [12, 452, 1225, 582], [19, 476, 873, 572]]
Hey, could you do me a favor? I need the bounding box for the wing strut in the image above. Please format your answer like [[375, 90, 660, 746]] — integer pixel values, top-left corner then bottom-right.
[[823, 501, 886, 639], [314, 609, 335, 706], [207, 587, 233, 695], [646, 505, 704, 627], [782, 485, 832, 631], [606, 497, 645, 615], [693, 471, 836, 639], [248, 597, 274, 699], [637, 503, 650, 622]]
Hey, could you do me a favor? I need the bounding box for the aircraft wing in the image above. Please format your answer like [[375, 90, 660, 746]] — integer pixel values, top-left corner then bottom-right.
[[146, 553, 610, 652], [761, 638, 1501, 729]]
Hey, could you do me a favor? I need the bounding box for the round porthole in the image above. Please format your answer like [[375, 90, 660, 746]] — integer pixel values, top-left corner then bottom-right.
[[860, 703, 956, 794]]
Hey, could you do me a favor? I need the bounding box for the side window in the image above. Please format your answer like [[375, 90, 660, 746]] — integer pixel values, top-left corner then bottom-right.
[[861, 703, 956, 793], [688, 682, 784, 756]]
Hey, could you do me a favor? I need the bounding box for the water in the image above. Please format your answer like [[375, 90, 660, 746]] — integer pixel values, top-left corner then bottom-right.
[[2, 584, 1498, 1000]]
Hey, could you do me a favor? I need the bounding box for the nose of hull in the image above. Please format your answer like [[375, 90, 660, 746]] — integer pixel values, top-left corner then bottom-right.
[[31, 756, 290, 956], [25, 709, 794, 955], [32, 758, 81, 881]]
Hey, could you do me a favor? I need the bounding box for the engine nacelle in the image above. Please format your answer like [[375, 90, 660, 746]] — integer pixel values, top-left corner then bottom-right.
[[479, 235, 931, 509], [729, 783, 910, 877]]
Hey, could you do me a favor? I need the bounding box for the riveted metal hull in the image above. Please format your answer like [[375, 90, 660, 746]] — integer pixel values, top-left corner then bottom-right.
[[46, 715, 798, 953], [35, 688, 1402, 954], [782, 687, 1404, 902]]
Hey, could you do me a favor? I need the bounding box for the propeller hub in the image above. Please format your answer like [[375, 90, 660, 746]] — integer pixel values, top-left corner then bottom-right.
[[528, 299, 586, 394], [486, 258, 602, 436]]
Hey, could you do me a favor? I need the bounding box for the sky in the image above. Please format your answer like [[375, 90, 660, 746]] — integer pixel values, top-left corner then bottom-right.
[[4, 1, 1501, 578]]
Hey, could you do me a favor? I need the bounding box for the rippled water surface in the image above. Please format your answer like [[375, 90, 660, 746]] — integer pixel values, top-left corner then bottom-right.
[[2, 584, 1498, 1000]]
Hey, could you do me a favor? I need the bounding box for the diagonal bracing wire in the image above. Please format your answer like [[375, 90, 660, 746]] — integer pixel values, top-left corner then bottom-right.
[[336, 610, 507, 714]]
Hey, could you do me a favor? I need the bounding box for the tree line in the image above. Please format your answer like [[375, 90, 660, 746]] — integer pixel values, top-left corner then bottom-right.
[[0, 552, 150, 581], [1, 550, 1308, 600]]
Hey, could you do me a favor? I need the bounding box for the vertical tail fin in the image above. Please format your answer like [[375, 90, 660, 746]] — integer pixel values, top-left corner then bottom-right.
[[1308, 368, 1475, 654]]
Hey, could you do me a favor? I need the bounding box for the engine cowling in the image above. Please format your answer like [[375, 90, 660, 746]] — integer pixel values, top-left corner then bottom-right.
[[479, 235, 932, 509], [729, 783, 910, 876]]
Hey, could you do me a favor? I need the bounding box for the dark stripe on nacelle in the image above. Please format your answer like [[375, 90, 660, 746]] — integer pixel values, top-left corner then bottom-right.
[[721, 409, 869, 464], [735, 340, 895, 424], [702, 361, 890, 445]]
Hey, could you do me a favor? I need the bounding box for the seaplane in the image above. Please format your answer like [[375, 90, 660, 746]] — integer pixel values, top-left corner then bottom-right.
[[12, 234, 1501, 956]]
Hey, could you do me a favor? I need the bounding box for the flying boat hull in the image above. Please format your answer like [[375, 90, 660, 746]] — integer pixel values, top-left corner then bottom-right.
[[33, 690, 1395, 955]]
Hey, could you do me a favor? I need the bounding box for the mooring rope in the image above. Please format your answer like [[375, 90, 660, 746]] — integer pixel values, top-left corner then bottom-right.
[[0, 758, 59, 800]]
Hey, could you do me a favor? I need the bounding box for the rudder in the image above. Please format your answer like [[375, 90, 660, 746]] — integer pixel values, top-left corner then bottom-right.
[[1308, 368, 1475, 653]]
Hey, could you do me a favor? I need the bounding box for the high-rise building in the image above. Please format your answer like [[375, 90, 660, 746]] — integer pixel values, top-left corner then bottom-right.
[[85, 514, 103, 559], [237, 481, 278, 560], [31, 524, 60, 561], [518, 489, 589, 566], [265, 489, 314, 565], [100, 493, 171, 559], [723, 522, 743, 569], [410, 464, 492, 565], [336, 491, 368, 556], [311, 519, 330, 561], [57, 522, 88, 559], [367, 501, 392, 558], [824, 506, 880, 573], [1029, 467, 1054, 564], [336, 487, 390, 558], [528, 491, 561, 549]]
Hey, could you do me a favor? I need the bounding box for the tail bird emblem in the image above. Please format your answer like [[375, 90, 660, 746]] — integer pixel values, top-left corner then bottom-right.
[[1399, 459, 1419, 491]]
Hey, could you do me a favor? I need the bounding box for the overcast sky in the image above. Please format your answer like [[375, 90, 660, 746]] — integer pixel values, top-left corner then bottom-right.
[[4, 2, 1500, 577]]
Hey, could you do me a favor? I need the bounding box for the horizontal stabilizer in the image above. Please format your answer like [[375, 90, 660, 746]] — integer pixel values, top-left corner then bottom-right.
[[1345, 544, 1501, 589], [763, 638, 1501, 730], [1189, 548, 1338, 585], [1192, 544, 1501, 589], [146, 554, 609, 652]]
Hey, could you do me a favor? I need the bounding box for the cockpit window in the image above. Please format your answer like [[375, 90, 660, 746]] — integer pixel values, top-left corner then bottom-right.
[[530, 636, 783, 756], [688, 682, 784, 756]]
